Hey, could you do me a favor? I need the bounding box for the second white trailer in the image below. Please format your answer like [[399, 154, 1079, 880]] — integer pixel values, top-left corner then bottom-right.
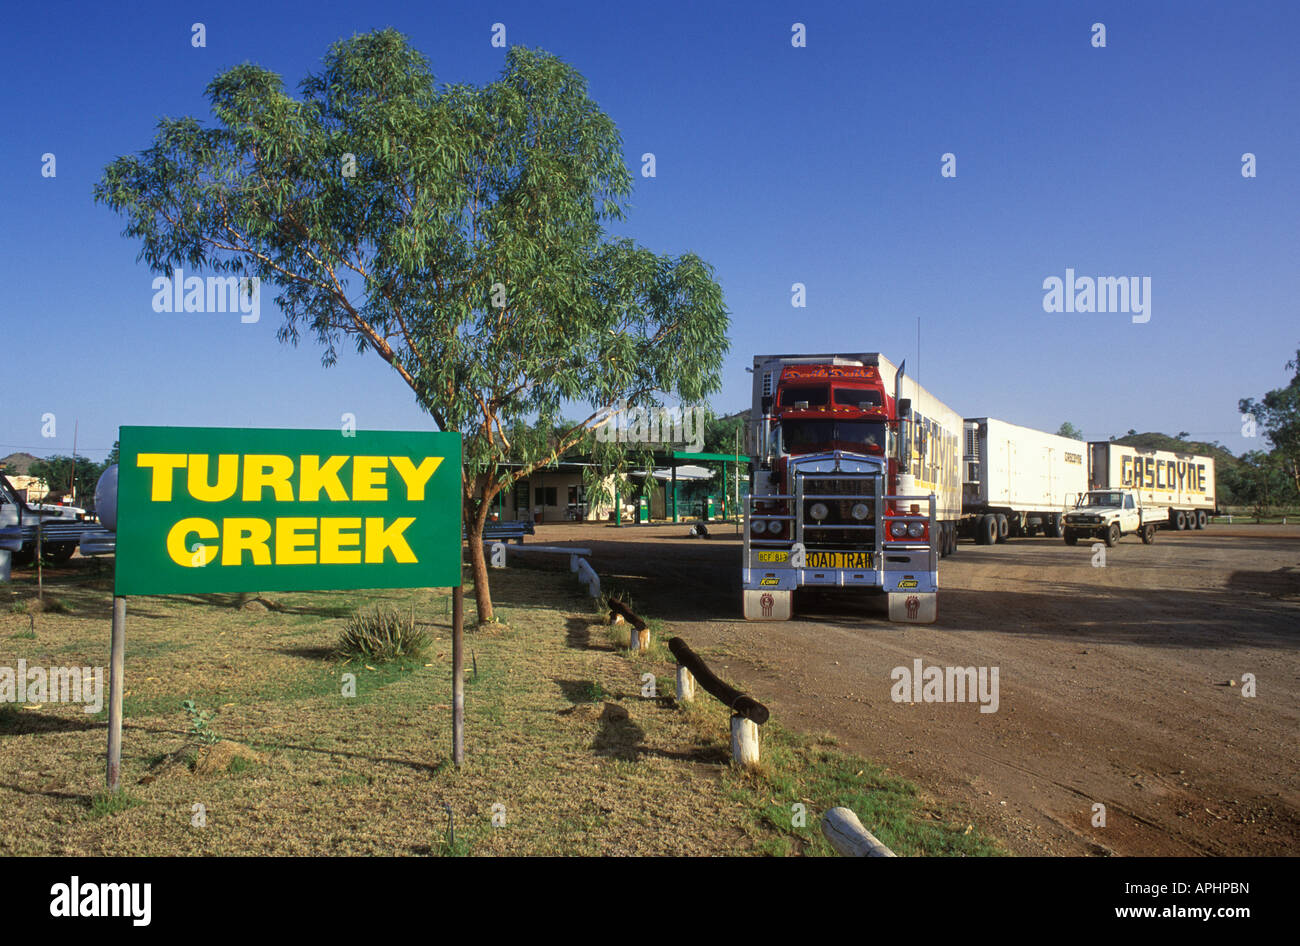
[[961, 418, 1088, 544]]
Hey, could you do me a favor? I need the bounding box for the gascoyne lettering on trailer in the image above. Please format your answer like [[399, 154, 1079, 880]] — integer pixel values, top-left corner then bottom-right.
[[1119, 455, 1208, 494]]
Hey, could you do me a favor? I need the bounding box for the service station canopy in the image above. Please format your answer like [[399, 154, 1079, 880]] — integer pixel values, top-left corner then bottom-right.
[[114, 427, 463, 596]]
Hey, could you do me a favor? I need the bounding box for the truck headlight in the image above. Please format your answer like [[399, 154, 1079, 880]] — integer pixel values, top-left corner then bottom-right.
[[767, 520, 783, 537], [890, 521, 908, 538], [752, 519, 767, 535], [851, 503, 870, 521], [907, 522, 925, 537], [809, 502, 829, 521]]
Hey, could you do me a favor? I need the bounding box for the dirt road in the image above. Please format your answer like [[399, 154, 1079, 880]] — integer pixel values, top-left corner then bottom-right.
[[521, 521, 1300, 856]]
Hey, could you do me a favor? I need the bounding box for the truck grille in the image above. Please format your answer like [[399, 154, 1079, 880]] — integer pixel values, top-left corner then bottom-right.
[[799, 476, 876, 551]]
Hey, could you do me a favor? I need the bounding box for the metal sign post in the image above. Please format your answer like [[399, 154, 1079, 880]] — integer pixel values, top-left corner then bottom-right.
[[452, 584, 464, 767], [106, 596, 126, 791]]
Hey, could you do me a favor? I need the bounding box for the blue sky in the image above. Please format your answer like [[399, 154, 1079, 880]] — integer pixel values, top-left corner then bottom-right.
[[2, 0, 1296, 463]]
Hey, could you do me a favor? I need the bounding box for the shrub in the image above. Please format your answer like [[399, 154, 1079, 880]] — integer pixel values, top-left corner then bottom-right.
[[338, 606, 430, 661]]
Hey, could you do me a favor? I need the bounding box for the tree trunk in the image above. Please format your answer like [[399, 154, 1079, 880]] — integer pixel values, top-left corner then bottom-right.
[[465, 474, 500, 625]]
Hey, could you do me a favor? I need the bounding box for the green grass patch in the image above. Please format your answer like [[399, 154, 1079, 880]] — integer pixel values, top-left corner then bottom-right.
[[87, 790, 142, 818], [720, 721, 1003, 857]]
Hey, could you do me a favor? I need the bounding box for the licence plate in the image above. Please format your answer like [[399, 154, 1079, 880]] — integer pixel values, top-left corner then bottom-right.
[[806, 551, 872, 569]]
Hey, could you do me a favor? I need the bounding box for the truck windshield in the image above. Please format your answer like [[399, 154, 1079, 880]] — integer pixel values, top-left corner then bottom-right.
[[782, 420, 885, 453], [1079, 492, 1123, 507], [779, 386, 829, 407], [832, 387, 882, 408]]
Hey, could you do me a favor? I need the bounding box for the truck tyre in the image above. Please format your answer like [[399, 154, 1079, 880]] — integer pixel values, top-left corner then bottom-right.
[[1196, 510, 1207, 529], [1175, 510, 1186, 530], [1047, 514, 1065, 538], [45, 542, 77, 565], [1105, 523, 1120, 547], [1140, 523, 1156, 544], [977, 514, 997, 545], [995, 513, 1009, 543], [1064, 530, 1079, 546]]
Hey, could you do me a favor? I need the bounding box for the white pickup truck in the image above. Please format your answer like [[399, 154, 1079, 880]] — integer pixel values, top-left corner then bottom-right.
[[0, 473, 88, 566], [1062, 489, 1165, 547]]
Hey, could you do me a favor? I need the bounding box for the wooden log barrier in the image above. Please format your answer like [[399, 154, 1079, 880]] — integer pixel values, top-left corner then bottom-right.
[[575, 557, 600, 598], [821, 806, 897, 857], [608, 598, 651, 652], [666, 637, 769, 725], [608, 598, 645, 629]]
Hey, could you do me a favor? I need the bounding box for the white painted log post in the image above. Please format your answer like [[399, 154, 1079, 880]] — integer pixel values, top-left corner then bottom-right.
[[576, 557, 600, 598], [730, 715, 760, 769], [821, 806, 897, 857], [629, 625, 650, 652], [676, 666, 695, 702]]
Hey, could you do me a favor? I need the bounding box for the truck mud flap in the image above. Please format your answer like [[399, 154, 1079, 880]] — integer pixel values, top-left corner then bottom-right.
[[743, 589, 792, 621], [888, 591, 937, 624]]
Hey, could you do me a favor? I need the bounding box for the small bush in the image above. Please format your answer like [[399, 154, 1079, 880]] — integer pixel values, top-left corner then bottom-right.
[[338, 607, 430, 661], [88, 790, 141, 818], [182, 699, 220, 746], [27, 596, 72, 615]]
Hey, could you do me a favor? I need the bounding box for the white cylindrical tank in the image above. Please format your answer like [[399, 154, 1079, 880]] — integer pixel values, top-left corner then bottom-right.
[[95, 464, 119, 532]]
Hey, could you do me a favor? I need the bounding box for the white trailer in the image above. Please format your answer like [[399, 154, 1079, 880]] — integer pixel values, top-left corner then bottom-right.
[[1086, 442, 1216, 530], [961, 418, 1088, 543]]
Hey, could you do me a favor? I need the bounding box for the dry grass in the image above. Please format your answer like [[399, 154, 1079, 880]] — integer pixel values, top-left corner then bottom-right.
[[0, 561, 1000, 856]]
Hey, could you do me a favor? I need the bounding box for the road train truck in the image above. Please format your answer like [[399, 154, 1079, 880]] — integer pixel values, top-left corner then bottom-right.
[[961, 418, 1088, 544], [1082, 443, 1216, 531], [743, 353, 962, 624]]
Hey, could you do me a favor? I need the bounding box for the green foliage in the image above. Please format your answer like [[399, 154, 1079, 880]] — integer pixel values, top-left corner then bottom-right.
[[26, 455, 105, 504], [1056, 421, 1082, 440], [1239, 347, 1300, 503], [338, 606, 430, 661], [95, 29, 730, 620], [1220, 450, 1297, 518], [181, 699, 220, 746]]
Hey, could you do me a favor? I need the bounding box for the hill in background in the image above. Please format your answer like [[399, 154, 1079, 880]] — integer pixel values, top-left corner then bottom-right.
[[0, 452, 40, 475]]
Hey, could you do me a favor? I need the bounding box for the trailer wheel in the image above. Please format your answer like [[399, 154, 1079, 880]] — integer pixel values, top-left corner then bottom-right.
[[1175, 510, 1186, 530], [977, 514, 997, 545], [995, 513, 1009, 543], [1105, 523, 1120, 547], [1140, 524, 1156, 544], [1196, 510, 1207, 529], [1064, 530, 1079, 546], [44, 542, 77, 565], [1045, 514, 1061, 538]]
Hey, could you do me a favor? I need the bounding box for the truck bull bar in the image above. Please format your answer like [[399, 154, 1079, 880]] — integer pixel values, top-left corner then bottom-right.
[[742, 485, 939, 623]]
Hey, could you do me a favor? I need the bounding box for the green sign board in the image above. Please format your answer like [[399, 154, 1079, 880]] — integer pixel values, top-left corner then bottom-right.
[[114, 427, 462, 596]]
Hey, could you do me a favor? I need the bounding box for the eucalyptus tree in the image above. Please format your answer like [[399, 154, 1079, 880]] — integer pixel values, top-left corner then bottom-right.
[[97, 30, 728, 621]]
